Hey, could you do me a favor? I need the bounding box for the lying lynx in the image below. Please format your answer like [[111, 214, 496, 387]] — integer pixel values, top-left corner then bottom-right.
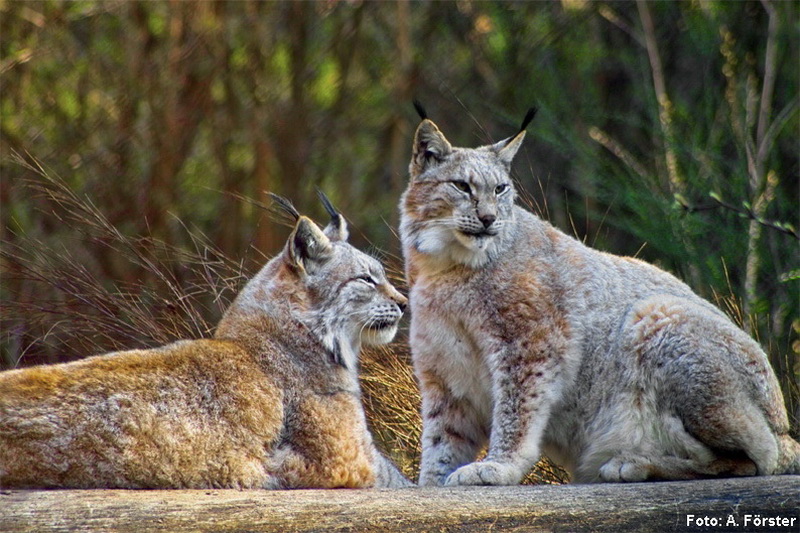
[[0, 195, 411, 489], [400, 106, 800, 485]]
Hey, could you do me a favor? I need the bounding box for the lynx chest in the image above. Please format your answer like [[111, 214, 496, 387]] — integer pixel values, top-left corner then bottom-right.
[[408, 269, 496, 413]]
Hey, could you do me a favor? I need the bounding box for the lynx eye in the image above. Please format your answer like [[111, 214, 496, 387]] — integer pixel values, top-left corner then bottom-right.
[[495, 183, 510, 195], [355, 275, 377, 286], [450, 180, 471, 194]]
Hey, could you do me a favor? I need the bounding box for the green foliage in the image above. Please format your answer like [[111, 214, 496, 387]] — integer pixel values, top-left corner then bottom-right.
[[1, 0, 798, 469]]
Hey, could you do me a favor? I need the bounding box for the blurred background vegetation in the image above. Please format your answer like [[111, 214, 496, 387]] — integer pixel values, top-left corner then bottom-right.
[[1, 0, 797, 483]]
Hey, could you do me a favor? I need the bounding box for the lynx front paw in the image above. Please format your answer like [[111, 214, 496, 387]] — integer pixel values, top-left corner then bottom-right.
[[444, 461, 522, 486]]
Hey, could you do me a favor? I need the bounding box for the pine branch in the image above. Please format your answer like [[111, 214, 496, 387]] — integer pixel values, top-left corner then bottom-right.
[[674, 192, 799, 240]]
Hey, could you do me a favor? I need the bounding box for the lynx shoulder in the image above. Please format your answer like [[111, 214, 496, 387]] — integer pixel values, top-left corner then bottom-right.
[[0, 196, 411, 489], [399, 110, 800, 485]]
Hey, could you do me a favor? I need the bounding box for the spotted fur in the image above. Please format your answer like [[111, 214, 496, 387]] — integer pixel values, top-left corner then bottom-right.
[[0, 205, 411, 489], [400, 115, 799, 485]]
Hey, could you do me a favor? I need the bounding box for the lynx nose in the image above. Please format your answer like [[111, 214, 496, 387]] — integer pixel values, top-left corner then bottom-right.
[[385, 285, 408, 314], [479, 214, 496, 228], [395, 292, 408, 314]]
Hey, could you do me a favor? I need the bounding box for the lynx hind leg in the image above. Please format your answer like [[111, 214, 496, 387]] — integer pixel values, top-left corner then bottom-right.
[[777, 434, 800, 475], [599, 452, 758, 482], [626, 296, 784, 477]]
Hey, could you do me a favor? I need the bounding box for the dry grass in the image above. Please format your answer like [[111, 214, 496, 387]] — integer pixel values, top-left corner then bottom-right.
[[360, 343, 422, 479], [1, 159, 247, 367]]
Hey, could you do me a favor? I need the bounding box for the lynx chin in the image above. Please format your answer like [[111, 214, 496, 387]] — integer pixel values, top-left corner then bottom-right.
[[0, 195, 411, 490], [400, 108, 800, 485]]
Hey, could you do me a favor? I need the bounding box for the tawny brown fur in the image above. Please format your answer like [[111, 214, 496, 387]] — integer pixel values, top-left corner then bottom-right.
[[1, 205, 410, 489]]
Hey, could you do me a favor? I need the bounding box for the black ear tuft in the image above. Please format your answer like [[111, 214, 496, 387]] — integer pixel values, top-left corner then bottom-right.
[[413, 99, 428, 121], [267, 192, 301, 225], [316, 188, 339, 223], [316, 188, 349, 242], [517, 107, 538, 136]]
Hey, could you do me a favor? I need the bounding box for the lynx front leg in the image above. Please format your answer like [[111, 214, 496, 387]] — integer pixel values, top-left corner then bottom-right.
[[417, 369, 489, 486], [445, 338, 568, 486]]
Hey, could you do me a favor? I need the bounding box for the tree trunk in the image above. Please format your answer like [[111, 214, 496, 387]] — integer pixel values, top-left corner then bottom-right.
[[1, 476, 796, 533]]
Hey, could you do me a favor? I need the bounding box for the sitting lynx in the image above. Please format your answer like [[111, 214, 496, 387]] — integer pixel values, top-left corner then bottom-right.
[[400, 106, 800, 485], [0, 195, 411, 489]]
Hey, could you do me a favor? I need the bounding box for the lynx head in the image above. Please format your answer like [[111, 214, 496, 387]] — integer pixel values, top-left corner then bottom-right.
[[219, 193, 406, 369], [400, 107, 535, 268]]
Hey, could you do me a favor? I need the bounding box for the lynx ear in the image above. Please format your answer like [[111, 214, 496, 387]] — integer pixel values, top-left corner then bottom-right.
[[410, 119, 453, 180], [492, 106, 535, 167], [287, 216, 333, 273], [493, 130, 526, 167]]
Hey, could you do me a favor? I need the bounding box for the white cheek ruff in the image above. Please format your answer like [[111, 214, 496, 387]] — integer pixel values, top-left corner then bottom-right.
[[450, 244, 492, 269], [415, 226, 455, 255], [449, 230, 496, 268], [454, 231, 491, 251], [361, 324, 398, 346]]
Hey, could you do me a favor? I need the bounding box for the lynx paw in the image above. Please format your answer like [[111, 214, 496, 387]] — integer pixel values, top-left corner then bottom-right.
[[598, 456, 650, 482], [444, 461, 521, 486]]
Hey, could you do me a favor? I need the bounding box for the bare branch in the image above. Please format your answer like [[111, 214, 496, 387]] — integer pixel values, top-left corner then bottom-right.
[[637, 0, 683, 194]]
